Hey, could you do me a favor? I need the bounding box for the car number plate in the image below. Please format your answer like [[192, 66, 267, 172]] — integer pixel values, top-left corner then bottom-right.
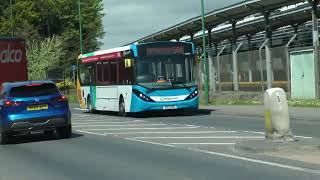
[[27, 104, 48, 111], [163, 106, 177, 110]]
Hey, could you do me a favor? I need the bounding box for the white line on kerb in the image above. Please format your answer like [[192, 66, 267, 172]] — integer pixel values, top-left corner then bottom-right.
[[133, 136, 264, 139], [169, 143, 236, 145], [73, 124, 167, 128], [80, 126, 200, 131], [103, 131, 238, 135], [243, 131, 313, 139], [187, 147, 320, 174]]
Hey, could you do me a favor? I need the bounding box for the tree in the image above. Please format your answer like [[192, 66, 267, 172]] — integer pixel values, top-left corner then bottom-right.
[[1, 0, 105, 78], [27, 35, 65, 80]]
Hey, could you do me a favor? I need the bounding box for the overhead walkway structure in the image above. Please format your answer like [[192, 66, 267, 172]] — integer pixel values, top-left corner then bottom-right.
[[127, 0, 320, 99]]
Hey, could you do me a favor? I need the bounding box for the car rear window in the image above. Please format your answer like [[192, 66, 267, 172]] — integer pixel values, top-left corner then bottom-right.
[[9, 83, 60, 98]]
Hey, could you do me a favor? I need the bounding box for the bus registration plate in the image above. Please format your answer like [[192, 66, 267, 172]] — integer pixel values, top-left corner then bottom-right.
[[163, 106, 177, 110]]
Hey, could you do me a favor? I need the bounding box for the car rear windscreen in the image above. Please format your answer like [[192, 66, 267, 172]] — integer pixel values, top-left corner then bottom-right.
[[10, 83, 60, 97]]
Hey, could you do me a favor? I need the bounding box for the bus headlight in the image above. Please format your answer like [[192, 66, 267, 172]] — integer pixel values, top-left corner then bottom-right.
[[184, 90, 198, 100], [132, 89, 155, 102]]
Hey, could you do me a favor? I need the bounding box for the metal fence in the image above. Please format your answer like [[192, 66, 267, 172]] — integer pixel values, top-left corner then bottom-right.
[[196, 45, 291, 92]]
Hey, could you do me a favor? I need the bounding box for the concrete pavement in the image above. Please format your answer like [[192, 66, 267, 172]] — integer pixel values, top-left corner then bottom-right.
[[200, 105, 320, 121]]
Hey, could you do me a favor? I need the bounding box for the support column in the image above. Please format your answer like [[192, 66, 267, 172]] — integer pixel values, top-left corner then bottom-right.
[[207, 27, 216, 92], [292, 24, 299, 47], [231, 21, 239, 91], [309, 0, 320, 99], [247, 34, 253, 82], [217, 45, 226, 92], [214, 43, 218, 57], [264, 11, 273, 89]]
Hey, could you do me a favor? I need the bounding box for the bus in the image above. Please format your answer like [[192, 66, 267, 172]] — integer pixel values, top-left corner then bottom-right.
[[77, 41, 198, 116]]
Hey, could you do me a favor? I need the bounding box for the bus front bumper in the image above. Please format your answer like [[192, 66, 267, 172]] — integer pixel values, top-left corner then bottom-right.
[[130, 95, 199, 113]]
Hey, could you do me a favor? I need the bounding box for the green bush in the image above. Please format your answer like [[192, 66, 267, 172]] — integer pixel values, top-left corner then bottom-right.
[[56, 79, 76, 90]]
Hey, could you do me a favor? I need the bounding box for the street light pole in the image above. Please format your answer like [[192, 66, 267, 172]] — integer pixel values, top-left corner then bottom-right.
[[9, 0, 14, 37], [78, 0, 83, 54], [201, 0, 209, 104]]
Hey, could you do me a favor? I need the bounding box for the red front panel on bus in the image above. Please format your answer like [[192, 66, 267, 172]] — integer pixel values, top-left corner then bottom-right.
[[82, 52, 123, 63], [0, 39, 28, 85]]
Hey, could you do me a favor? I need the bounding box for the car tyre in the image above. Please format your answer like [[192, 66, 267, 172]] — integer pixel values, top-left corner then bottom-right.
[[56, 125, 72, 139], [0, 127, 8, 145], [44, 130, 55, 137]]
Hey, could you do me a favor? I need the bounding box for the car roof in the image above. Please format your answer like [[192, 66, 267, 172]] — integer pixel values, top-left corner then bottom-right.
[[2, 80, 55, 89]]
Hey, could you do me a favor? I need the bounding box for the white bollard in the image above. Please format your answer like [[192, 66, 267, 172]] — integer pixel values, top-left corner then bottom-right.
[[264, 88, 295, 142]]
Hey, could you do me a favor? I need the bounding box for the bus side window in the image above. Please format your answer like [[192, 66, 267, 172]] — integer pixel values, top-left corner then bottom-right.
[[80, 73, 86, 84], [119, 59, 134, 85], [96, 63, 103, 85]]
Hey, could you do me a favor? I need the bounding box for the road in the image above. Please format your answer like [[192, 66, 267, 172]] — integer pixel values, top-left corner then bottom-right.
[[0, 106, 319, 180]]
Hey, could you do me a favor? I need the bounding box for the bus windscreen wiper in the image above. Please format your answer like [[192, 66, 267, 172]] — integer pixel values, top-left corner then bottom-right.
[[171, 81, 191, 91], [146, 85, 169, 94]]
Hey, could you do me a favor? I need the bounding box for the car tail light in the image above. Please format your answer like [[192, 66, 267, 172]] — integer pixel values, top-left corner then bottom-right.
[[57, 95, 68, 102], [4, 100, 22, 107]]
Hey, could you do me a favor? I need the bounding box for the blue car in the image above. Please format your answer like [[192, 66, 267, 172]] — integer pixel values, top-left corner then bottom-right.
[[0, 80, 71, 144]]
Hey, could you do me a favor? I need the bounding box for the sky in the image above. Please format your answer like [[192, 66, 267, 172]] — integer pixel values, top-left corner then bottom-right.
[[101, 0, 242, 50]]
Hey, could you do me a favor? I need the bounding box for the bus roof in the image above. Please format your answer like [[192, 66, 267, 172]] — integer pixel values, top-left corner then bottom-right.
[[79, 45, 131, 59]]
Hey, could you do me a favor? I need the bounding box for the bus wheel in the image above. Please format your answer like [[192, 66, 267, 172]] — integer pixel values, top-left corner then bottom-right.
[[87, 98, 94, 113], [119, 99, 127, 117]]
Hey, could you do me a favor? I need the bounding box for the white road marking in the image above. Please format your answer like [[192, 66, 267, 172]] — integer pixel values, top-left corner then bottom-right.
[[81, 126, 200, 131], [72, 121, 116, 124], [72, 120, 111, 122], [72, 117, 111, 120], [168, 143, 236, 145], [294, 135, 313, 139], [73, 114, 89, 117], [73, 108, 88, 111], [125, 138, 176, 148], [77, 128, 320, 174], [103, 131, 238, 135], [72, 121, 145, 125], [73, 124, 167, 128], [75, 130, 105, 136], [243, 131, 313, 139], [133, 136, 264, 139]]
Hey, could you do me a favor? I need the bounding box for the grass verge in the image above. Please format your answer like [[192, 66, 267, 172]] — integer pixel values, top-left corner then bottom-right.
[[202, 99, 320, 108]]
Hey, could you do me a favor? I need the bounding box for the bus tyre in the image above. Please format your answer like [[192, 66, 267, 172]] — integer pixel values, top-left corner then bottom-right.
[[119, 100, 127, 117], [57, 125, 72, 139], [87, 98, 94, 113]]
